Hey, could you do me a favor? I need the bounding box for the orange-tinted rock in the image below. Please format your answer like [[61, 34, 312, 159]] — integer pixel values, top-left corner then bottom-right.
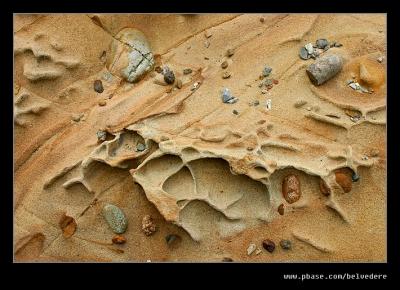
[[282, 174, 301, 204], [319, 178, 331, 196], [335, 171, 352, 193], [112, 235, 127, 244], [278, 204, 284, 215]]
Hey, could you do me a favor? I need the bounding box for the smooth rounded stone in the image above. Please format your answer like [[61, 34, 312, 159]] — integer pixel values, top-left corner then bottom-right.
[[278, 203, 284, 215], [247, 243, 257, 255], [222, 71, 231, 79], [112, 235, 127, 244], [221, 61, 229, 69], [98, 100, 107, 106], [352, 172, 360, 182], [106, 28, 154, 83], [136, 142, 146, 152], [94, 80, 104, 93], [280, 239, 292, 250], [176, 79, 183, 89], [299, 47, 310, 60], [262, 66, 272, 77], [282, 174, 301, 204], [306, 54, 343, 86], [163, 68, 175, 84], [262, 239, 276, 253], [316, 39, 329, 49], [102, 204, 128, 234], [232, 109, 239, 115], [183, 68, 192, 75], [222, 257, 233, 262], [226, 48, 235, 57]]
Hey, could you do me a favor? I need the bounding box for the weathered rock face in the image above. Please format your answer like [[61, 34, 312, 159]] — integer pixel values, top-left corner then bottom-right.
[[107, 28, 154, 82]]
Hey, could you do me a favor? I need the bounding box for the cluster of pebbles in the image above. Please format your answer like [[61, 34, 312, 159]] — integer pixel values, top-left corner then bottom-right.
[[299, 39, 342, 60]]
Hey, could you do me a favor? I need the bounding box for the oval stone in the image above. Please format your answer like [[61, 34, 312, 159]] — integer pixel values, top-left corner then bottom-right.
[[102, 203, 128, 234], [282, 174, 301, 204]]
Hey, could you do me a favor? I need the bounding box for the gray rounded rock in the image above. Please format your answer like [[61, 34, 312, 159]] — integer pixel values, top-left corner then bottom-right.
[[316, 39, 329, 49], [280, 239, 292, 250], [306, 54, 343, 86], [102, 203, 128, 234], [299, 47, 310, 60]]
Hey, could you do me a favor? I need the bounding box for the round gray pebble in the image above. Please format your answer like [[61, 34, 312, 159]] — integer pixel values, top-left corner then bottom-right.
[[164, 70, 175, 84], [316, 39, 329, 49], [280, 239, 292, 250], [263, 66, 272, 77], [299, 47, 310, 60], [136, 142, 146, 152], [102, 203, 128, 234]]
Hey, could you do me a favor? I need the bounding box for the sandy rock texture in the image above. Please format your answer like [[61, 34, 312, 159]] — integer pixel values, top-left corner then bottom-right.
[[14, 14, 386, 262]]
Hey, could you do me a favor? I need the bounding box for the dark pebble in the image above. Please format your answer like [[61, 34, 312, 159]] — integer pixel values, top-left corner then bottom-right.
[[262, 239, 275, 253], [94, 80, 104, 93], [183, 68, 192, 75], [155, 66, 162, 73], [279, 239, 292, 250], [232, 109, 239, 115], [316, 39, 329, 49], [164, 70, 175, 84], [299, 47, 310, 60], [278, 204, 284, 215], [222, 257, 233, 262], [166, 234, 179, 245], [352, 172, 360, 182]]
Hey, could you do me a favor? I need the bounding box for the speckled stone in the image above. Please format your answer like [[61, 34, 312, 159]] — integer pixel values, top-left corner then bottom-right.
[[280, 239, 292, 250], [102, 203, 128, 234]]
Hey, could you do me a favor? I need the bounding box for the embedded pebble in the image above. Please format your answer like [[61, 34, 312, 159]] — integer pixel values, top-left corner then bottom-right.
[[98, 100, 107, 106], [282, 174, 301, 204], [163, 67, 175, 84], [352, 172, 360, 182], [96, 130, 107, 141], [305, 43, 314, 54], [334, 42, 343, 47], [346, 79, 354, 85], [299, 47, 310, 60], [221, 61, 229, 69], [102, 204, 128, 234], [222, 71, 231, 79], [204, 30, 212, 38], [278, 203, 284, 215], [183, 68, 192, 75], [265, 99, 272, 110], [377, 56, 384, 63], [226, 48, 235, 57], [316, 39, 329, 49], [232, 109, 239, 115], [280, 239, 292, 250], [222, 257, 233, 262], [176, 79, 182, 89], [142, 214, 157, 236], [349, 82, 360, 90], [204, 40, 210, 48], [112, 235, 127, 244], [247, 243, 257, 255], [294, 100, 307, 108], [136, 142, 146, 152], [166, 234, 181, 246], [255, 249, 262, 255], [221, 88, 238, 104], [262, 239, 276, 253], [264, 78, 273, 86], [94, 80, 104, 93], [71, 113, 83, 122], [260, 17, 265, 23], [261, 89, 268, 94], [262, 66, 272, 77]]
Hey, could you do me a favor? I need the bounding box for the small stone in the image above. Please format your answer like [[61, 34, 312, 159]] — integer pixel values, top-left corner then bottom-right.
[[96, 130, 107, 141], [255, 249, 262, 255], [323, 46, 330, 52], [282, 174, 301, 204], [102, 204, 128, 234], [94, 80, 104, 93], [221, 61, 229, 69], [183, 68, 192, 75], [165, 234, 181, 246], [316, 39, 329, 49], [71, 113, 83, 122], [334, 42, 343, 47], [136, 142, 146, 152], [264, 78, 273, 86], [346, 79, 354, 85], [222, 257, 233, 262], [305, 43, 314, 54], [352, 172, 360, 182], [204, 57, 209, 60], [253, 100, 260, 106], [155, 66, 162, 73], [112, 235, 127, 244], [191, 82, 200, 91], [204, 30, 212, 38], [377, 56, 384, 63], [226, 48, 235, 57], [163, 69, 175, 84], [142, 215, 157, 236], [362, 155, 369, 161], [246, 147, 254, 151], [360, 85, 369, 93], [278, 204, 284, 215], [232, 109, 239, 115], [299, 47, 310, 60], [247, 243, 257, 255], [319, 179, 331, 196], [261, 89, 268, 94], [294, 100, 307, 108], [349, 82, 360, 90], [222, 71, 231, 79], [260, 17, 265, 23], [335, 170, 352, 193], [265, 99, 272, 110], [98, 100, 107, 106], [262, 239, 276, 253], [330, 41, 337, 48], [306, 106, 312, 111], [273, 79, 279, 85], [262, 66, 272, 77], [176, 79, 183, 89], [204, 40, 210, 48], [280, 239, 292, 250]]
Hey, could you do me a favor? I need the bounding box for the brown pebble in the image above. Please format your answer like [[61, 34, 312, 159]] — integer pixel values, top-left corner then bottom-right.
[[319, 179, 331, 196], [176, 79, 182, 89], [98, 100, 106, 106], [221, 61, 229, 69], [226, 48, 235, 57], [282, 174, 301, 204], [278, 204, 284, 215], [112, 235, 126, 244], [260, 17, 265, 23], [262, 239, 275, 253], [335, 172, 352, 193], [222, 257, 233, 262], [142, 215, 157, 236], [94, 80, 104, 93], [273, 79, 279, 85], [222, 71, 231, 79], [155, 66, 162, 73], [183, 68, 192, 75]]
